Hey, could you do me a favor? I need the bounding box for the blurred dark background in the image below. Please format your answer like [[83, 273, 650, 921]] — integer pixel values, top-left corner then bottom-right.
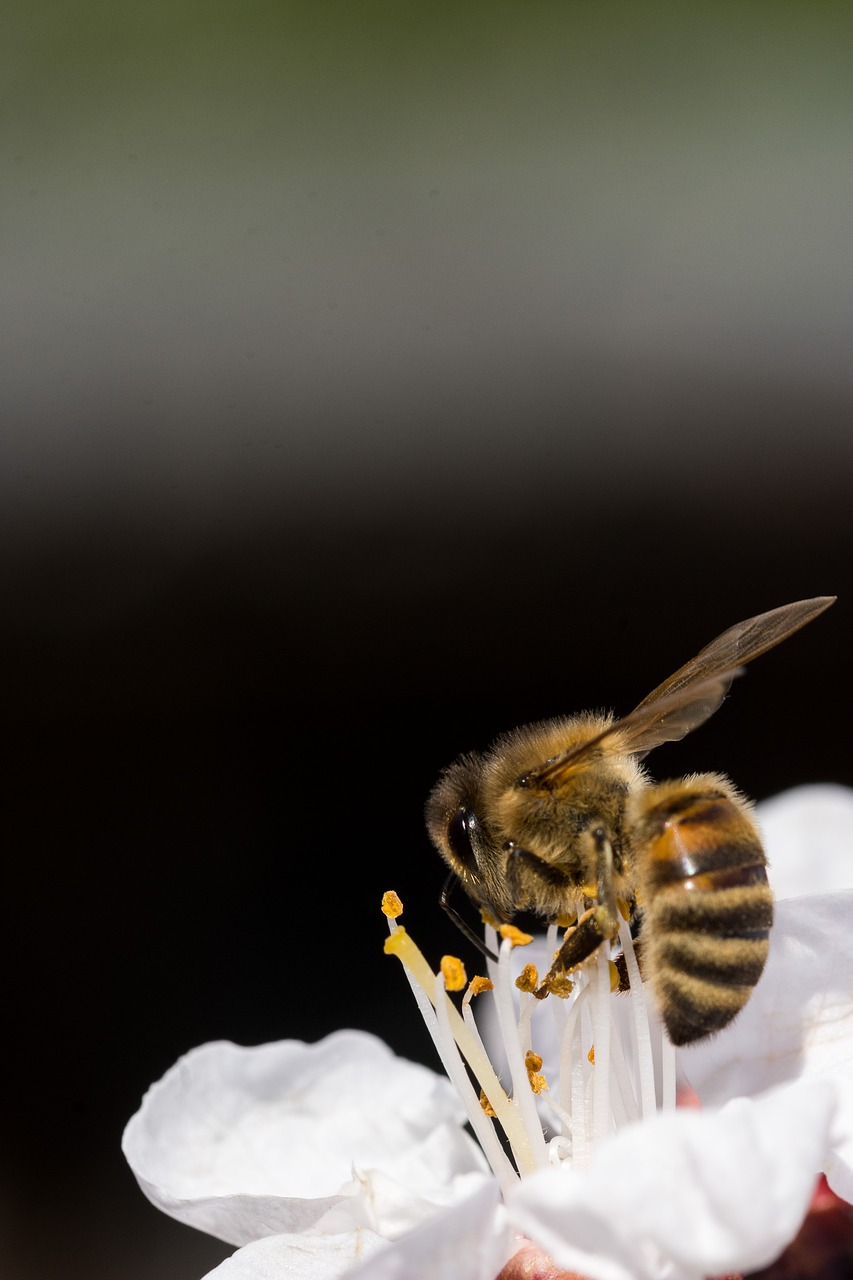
[[3, 3, 852, 1278]]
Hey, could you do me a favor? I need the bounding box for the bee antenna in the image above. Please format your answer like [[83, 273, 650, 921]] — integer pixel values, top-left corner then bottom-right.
[[439, 873, 499, 963]]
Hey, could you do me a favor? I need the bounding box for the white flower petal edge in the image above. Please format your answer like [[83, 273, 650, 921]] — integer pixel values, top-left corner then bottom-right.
[[201, 1229, 390, 1280], [198, 1183, 508, 1280], [506, 1078, 838, 1280], [346, 1181, 509, 1280], [122, 1030, 488, 1247], [757, 784, 853, 899], [680, 889, 853, 1198]]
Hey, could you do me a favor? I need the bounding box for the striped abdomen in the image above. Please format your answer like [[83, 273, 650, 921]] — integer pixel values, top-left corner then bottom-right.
[[637, 776, 773, 1046]]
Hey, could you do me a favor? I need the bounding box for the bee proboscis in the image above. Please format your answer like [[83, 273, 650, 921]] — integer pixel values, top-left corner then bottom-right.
[[425, 596, 835, 1045]]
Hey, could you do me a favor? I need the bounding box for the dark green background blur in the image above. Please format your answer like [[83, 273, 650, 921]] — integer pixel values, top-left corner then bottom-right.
[[4, 4, 852, 1278]]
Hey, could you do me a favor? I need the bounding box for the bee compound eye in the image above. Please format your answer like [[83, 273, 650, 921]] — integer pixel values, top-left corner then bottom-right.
[[446, 805, 480, 872]]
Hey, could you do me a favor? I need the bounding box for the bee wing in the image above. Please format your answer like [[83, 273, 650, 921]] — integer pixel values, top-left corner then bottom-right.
[[524, 595, 834, 787], [630, 595, 835, 715], [527, 669, 744, 786]]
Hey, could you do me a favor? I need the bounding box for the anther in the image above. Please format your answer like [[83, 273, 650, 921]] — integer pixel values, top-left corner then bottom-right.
[[525, 1050, 548, 1094], [498, 924, 534, 947], [515, 963, 539, 993], [440, 955, 467, 992], [381, 890, 403, 919]]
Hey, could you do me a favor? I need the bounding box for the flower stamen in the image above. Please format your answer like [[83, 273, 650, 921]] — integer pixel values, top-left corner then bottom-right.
[[499, 924, 534, 947], [515, 963, 539, 993], [383, 890, 684, 1186], [384, 923, 536, 1181], [525, 1050, 548, 1094], [381, 889, 403, 918]]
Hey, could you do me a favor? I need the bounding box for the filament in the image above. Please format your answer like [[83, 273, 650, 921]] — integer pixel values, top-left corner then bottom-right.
[[384, 923, 537, 1175], [618, 920, 658, 1118], [384, 895, 685, 1190], [493, 938, 549, 1169], [590, 952, 612, 1146]]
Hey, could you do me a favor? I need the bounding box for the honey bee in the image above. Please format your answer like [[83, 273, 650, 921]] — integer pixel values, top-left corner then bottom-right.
[[426, 596, 835, 1045]]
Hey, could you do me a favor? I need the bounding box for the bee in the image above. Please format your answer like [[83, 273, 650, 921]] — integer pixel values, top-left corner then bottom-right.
[[426, 596, 835, 1045]]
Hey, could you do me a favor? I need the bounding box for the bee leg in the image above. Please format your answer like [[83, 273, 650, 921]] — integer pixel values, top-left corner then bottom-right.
[[535, 911, 609, 999], [536, 827, 620, 999], [591, 826, 620, 941], [553, 910, 609, 967], [439, 873, 500, 963], [505, 842, 577, 894]]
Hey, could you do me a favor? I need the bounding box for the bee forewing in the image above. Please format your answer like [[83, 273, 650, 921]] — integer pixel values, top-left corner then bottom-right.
[[526, 595, 835, 786], [529, 669, 743, 785], [632, 595, 835, 711]]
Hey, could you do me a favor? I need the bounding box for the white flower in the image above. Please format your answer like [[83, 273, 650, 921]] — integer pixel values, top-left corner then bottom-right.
[[124, 787, 853, 1280], [507, 1078, 837, 1280], [122, 1030, 491, 1249], [756, 783, 853, 901]]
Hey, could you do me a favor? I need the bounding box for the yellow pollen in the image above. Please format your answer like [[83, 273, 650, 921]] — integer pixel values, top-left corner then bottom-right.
[[541, 973, 573, 999], [609, 960, 621, 992], [479, 1089, 496, 1117], [588, 1045, 595, 1064], [525, 1050, 548, 1094], [556, 912, 576, 928], [440, 955, 467, 992], [468, 975, 494, 996], [617, 897, 633, 922], [515, 963, 539, 993], [381, 890, 403, 919], [480, 908, 500, 928], [498, 924, 534, 947]]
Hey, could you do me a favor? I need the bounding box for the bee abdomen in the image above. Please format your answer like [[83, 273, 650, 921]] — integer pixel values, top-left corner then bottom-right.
[[638, 780, 773, 1046], [656, 928, 769, 987]]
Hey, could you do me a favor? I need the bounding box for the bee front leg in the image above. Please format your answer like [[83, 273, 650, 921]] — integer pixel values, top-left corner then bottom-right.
[[505, 842, 577, 895], [536, 826, 621, 999], [590, 825, 620, 939], [535, 912, 609, 999]]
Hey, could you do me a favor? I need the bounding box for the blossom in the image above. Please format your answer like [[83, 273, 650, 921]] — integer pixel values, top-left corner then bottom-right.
[[124, 786, 853, 1280], [122, 1031, 495, 1269]]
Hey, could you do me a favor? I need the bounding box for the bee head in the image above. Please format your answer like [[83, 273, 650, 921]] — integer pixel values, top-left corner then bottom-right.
[[425, 751, 511, 919]]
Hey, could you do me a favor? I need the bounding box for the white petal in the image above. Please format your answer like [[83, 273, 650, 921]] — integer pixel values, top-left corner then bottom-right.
[[507, 1079, 837, 1280], [123, 1031, 485, 1246], [825, 1073, 853, 1203], [346, 1181, 510, 1280], [680, 891, 853, 1100], [757, 785, 853, 899], [201, 1229, 389, 1280], [315, 1161, 491, 1240]]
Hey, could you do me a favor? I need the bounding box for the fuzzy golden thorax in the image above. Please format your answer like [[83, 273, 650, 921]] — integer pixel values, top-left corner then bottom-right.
[[426, 713, 647, 922]]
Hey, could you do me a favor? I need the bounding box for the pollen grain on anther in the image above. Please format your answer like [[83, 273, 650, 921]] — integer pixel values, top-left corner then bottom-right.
[[499, 923, 534, 947], [440, 955, 467, 991], [525, 1050, 548, 1094], [479, 1089, 497, 1117], [516, 963, 539, 992], [381, 890, 404, 919]]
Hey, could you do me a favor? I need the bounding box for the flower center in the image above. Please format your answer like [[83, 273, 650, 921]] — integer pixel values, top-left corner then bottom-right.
[[382, 890, 677, 1191]]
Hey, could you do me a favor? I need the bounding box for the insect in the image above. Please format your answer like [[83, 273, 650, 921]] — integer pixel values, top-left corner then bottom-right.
[[425, 596, 835, 1045]]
